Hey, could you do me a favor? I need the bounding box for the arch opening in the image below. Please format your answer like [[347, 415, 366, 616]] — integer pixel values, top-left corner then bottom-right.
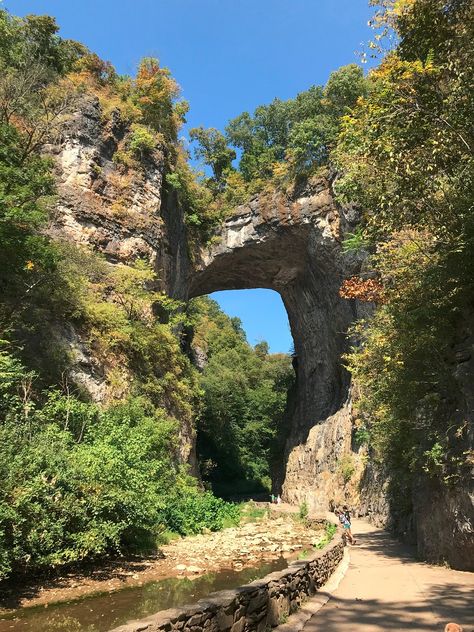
[[190, 289, 297, 499]]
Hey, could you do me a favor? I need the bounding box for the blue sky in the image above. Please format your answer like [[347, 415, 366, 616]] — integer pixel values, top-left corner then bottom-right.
[[7, 0, 375, 353]]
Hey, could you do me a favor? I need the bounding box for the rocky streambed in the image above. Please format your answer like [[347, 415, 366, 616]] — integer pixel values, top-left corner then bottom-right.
[[0, 507, 325, 620]]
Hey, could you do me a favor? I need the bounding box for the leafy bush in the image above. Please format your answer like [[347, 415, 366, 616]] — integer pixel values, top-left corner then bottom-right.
[[161, 490, 240, 536], [129, 124, 157, 157], [337, 455, 355, 485], [298, 501, 309, 520], [0, 364, 241, 580], [315, 522, 337, 550]]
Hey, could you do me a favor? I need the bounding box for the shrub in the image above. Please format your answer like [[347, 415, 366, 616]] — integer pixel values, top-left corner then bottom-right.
[[314, 521, 337, 550], [161, 490, 240, 536], [129, 124, 156, 157], [337, 455, 355, 485], [298, 500, 308, 520]]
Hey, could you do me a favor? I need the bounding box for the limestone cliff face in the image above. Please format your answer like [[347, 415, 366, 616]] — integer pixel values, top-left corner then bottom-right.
[[48, 96, 165, 263], [47, 96, 195, 465]]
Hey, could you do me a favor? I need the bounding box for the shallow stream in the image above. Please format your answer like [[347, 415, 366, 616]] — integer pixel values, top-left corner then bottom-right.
[[0, 557, 289, 632]]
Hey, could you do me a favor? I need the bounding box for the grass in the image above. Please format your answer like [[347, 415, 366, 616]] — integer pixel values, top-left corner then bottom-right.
[[156, 529, 181, 546], [239, 502, 269, 524], [298, 501, 308, 521], [314, 522, 337, 550]]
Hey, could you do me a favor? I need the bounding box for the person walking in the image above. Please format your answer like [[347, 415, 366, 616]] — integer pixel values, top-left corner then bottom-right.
[[343, 505, 356, 544], [337, 507, 356, 544]]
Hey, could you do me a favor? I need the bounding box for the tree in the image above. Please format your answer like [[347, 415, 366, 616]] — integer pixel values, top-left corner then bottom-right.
[[334, 0, 474, 506], [224, 68, 367, 184], [0, 123, 56, 334], [189, 126, 236, 186], [190, 297, 294, 495], [0, 10, 86, 74], [255, 341, 269, 358], [324, 64, 368, 118], [133, 57, 186, 143]]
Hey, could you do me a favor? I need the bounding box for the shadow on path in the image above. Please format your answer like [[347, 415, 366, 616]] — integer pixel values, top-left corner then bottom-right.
[[302, 519, 473, 632]]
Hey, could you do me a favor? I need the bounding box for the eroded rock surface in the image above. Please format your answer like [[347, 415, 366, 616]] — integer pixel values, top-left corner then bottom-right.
[[48, 96, 195, 464]]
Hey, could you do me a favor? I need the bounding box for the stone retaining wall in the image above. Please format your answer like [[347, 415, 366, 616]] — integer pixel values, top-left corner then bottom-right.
[[110, 531, 344, 632]]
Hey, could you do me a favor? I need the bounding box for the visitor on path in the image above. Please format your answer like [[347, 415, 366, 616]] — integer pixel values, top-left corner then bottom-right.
[[337, 507, 356, 544], [342, 504, 351, 525], [276, 494, 282, 505]]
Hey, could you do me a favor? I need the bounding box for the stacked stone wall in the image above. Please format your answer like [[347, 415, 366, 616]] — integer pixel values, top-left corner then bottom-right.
[[110, 533, 344, 632]]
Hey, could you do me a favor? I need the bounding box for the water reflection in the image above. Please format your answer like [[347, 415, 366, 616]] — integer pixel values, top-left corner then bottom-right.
[[0, 558, 288, 632]]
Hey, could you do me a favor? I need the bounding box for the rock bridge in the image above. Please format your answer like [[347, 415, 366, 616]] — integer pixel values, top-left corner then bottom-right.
[[160, 174, 363, 508], [54, 100, 471, 565]]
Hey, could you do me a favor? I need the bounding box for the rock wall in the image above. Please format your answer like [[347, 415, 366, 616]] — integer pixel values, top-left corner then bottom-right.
[[109, 532, 344, 632], [281, 399, 366, 514], [413, 310, 474, 570], [48, 95, 195, 464], [50, 98, 366, 515]]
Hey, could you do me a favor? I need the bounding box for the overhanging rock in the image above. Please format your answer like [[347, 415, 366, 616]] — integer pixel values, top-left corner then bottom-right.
[[159, 173, 365, 509]]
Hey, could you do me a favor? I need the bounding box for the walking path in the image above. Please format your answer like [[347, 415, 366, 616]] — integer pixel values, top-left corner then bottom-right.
[[296, 519, 473, 632]]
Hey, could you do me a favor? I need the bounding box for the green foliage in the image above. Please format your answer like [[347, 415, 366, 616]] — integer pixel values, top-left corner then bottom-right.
[[165, 154, 224, 242], [181, 64, 368, 237], [189, 297, 295, 495], [128, 124, 157, 157], [0, 10, 86, 74], [342, 228, 370, 254], [161, 490, 240, 536], [314, 522, 337, 549], [298, 501, 308, 521], [189, 127, 236, 185], [337, 455, 355, 485], [0, 346, 238, 579], [0, 123, 56, 332], [354, 424, 371, 447], [0, 364, 170, 577], [225, 64, 367, 184], [239, 502, 268, 523], [335, 0, 474, 508]]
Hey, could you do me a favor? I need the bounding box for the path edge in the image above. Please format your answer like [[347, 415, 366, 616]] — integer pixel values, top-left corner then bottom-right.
[[274, 546, 350, 632]]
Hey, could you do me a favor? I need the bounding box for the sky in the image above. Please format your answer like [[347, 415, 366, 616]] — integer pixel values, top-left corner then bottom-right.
[[6, 0, 375, 353]]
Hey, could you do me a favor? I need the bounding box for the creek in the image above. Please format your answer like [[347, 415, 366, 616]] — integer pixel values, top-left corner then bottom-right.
[[0, 556, 290, 632]]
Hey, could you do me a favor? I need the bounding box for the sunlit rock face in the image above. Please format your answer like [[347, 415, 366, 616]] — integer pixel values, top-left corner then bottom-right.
[[47, 96, 165, 263], [162, 174, 365, 511], [47, 96, 196, 467]]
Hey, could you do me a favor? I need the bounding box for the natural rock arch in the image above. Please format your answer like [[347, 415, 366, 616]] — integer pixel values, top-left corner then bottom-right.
[[52, 100, 473, 566], [160, 174, 362, 509]]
